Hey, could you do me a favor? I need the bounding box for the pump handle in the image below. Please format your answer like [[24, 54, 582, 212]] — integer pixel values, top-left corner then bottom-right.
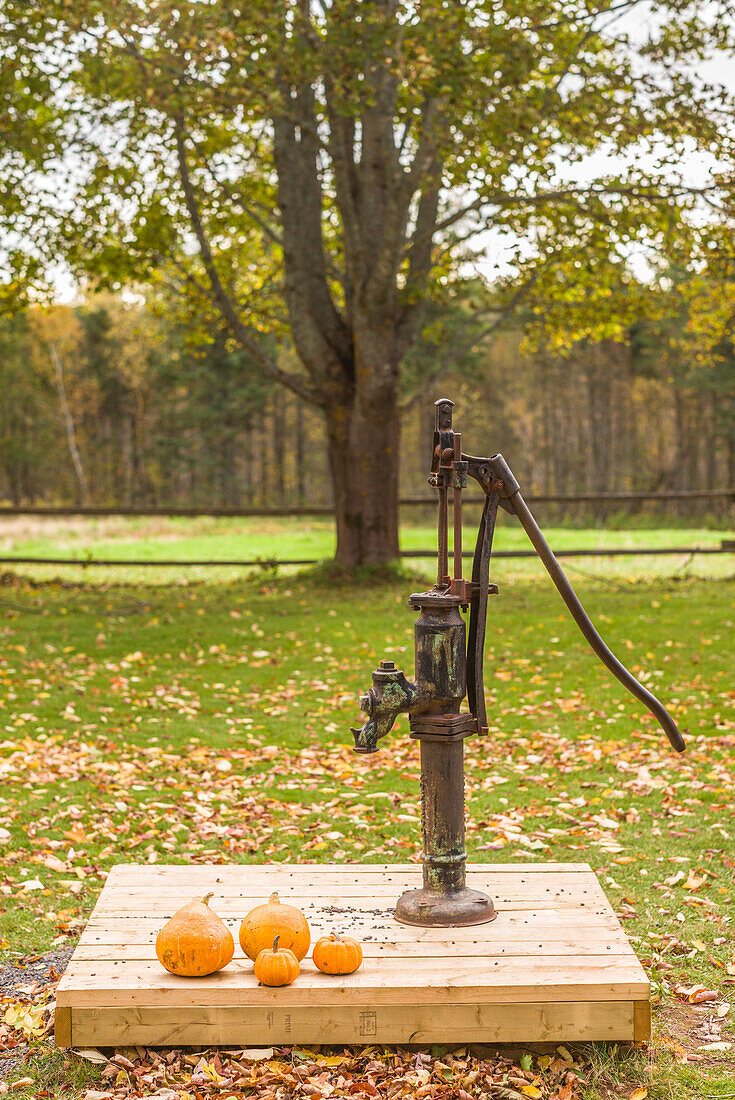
[[464, 453, 685, 753]]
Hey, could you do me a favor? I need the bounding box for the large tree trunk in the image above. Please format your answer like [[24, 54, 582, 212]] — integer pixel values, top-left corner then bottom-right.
[[324, 331, 401, 567], [326, 395, 400, 567]]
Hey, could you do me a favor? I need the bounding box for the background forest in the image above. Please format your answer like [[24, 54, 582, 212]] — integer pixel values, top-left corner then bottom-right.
[[3, 287, 733, 520]]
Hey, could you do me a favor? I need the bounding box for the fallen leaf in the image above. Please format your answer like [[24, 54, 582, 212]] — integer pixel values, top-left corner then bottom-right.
[[239, 1047, 274, 1061], [673, 984, 718, 1004], [75, 1048, 109, 1064], [19, 878, 44, 893]]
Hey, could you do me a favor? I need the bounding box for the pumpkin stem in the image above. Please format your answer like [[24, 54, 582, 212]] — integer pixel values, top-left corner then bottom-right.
[[201, 892, 214, 906], [273, 935, 280, 953], [269, 891, 280, 904], [332, 932, 342, 942]]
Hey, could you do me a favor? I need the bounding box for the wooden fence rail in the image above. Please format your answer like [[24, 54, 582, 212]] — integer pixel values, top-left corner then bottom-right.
[[0, 486, 730, 514], [0, 488, 733, 518], [0, 543, 732, 569]]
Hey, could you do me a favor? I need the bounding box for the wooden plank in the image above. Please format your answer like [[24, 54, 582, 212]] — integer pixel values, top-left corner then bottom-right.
[[77, 909, 626, 940], [88, 901, 611, 920], [108, 861, 595, 873], [71, 932, 637, 962], [57, 956, 648, 1006], [94, 880, 604, 900], [102, 869, 600, 886], [105, 863, 595, 883], [54, 1005, 71, 1047], [67, 1000, 637, 1046], [634, 1000, 652, 1043], [95, 878, 606, 897], [91, 893, 607, 909]]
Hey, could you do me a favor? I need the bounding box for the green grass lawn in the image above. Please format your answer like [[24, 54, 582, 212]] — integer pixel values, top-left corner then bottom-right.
[[0, 554, 733, 1098]]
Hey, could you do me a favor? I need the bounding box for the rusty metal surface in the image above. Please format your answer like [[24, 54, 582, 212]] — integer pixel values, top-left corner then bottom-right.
[[395, 737, 495, 927], [509, 491, 686, 753], [350, 660, 421, 754], [466, 486, 501, 736], [350, 397, 685, 927]]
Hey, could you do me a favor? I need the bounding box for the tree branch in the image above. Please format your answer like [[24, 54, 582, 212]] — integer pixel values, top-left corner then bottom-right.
[[198, 149, 284, 247], [173, 115, 318, 404], [272, 83, 352, 379]]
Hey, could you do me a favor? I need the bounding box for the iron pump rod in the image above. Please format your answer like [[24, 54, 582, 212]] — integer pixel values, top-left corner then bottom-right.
[[463, 450, 686, 754], [351, 398, 684, 929]]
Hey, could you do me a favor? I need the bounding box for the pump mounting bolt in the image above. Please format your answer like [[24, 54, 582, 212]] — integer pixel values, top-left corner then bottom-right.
[[379, 660, 396, 670]]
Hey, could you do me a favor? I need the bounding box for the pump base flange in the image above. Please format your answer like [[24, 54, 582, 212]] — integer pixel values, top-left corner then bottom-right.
[[394, 886, 497, 927]]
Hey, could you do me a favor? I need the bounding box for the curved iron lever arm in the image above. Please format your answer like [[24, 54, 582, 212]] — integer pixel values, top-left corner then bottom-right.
[[463, 452, 686, 754]]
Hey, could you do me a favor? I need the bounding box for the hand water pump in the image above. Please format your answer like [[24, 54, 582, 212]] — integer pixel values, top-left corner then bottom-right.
[[350, 398, 685, 928]]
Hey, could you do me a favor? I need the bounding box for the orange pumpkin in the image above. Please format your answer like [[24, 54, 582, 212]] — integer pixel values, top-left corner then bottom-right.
[[254, 935, 300, 986], [155, 892, 234, 977], [239, 891, 310, 962], [312, 932, 363, 975]]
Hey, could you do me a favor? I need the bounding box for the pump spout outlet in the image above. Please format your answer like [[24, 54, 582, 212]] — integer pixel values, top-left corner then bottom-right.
[[350, 660, 422, 753]]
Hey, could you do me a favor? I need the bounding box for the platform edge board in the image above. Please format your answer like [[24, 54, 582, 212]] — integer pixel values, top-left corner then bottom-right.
[[634, 1000, 652, 1042], [59, 1000, 639, 1047], [56, 979, 650, 1010], [54, 1006, 72, 1047]]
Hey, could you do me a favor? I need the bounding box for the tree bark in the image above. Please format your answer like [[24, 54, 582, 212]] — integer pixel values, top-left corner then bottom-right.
[[323, 323, 401, 566], [325, 388, 401, 567], [295, 399, 305, 504], [272, 396, 285, 502]]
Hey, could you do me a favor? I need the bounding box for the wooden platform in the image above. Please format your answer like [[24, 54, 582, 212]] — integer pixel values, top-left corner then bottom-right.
[[55, 863, 650, 1047]]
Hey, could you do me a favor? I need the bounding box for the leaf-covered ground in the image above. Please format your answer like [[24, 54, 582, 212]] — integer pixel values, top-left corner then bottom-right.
[[0, 564, 733, 1099]]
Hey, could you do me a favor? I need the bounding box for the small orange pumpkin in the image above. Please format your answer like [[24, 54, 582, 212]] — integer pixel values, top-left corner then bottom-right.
[[254, 935, 300, 986], [312, 932, 363, 975], [155, 892, 234, 977], [240, 891, 310, 962]]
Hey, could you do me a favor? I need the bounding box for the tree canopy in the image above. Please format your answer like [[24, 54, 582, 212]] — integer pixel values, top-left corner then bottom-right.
[[3, 0, 735, 561]]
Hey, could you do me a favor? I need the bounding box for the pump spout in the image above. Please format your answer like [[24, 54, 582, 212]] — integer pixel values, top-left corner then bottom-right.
[[350, 660, 422, 753]]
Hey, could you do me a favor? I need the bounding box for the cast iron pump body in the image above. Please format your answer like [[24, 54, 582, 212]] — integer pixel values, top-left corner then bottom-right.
[[351, 398, 685, 929]]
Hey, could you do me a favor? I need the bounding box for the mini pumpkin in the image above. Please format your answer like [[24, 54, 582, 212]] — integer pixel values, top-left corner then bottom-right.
[[254, 935, 300, 986], [155, 892, 234, 977], [240, 891, 310, 962], [312, 932, 363, 975]]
